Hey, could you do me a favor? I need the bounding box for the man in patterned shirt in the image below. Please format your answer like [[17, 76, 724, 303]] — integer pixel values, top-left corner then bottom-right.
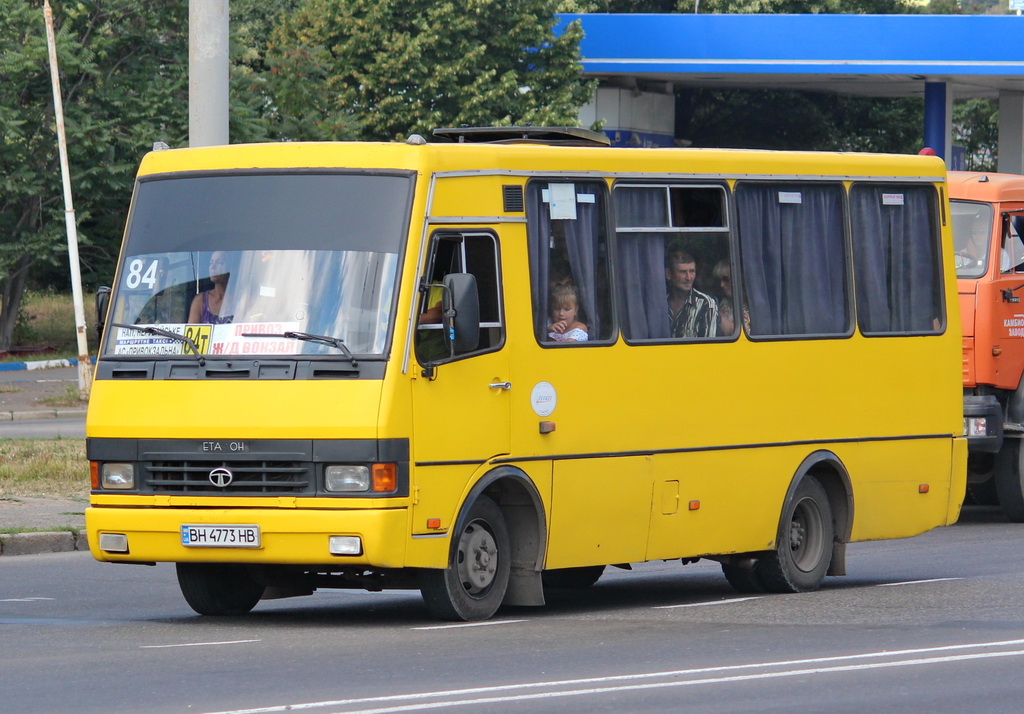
[[665, 247, 718, 338]]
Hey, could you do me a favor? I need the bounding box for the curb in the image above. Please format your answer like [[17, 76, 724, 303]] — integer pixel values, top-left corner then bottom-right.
[[0, 408, 87, 422], [0, 356, 90, 373], [0, 531, 89, 556]]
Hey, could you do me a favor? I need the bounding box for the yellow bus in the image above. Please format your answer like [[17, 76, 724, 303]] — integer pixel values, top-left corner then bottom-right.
[[87, 127, 966, 621]]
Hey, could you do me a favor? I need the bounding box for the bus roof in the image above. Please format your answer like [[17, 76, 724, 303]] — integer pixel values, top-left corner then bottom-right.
[[136, 139, 948, 182]]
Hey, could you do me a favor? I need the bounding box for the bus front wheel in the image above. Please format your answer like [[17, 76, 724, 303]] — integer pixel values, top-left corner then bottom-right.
[[419, 495, 511, 621], [758, 478, 834, 593], [176, 563, 265, 616]]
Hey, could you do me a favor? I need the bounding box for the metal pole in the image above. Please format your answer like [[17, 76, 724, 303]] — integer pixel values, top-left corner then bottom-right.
[[189, 0, 230, 147], [43, 0, 92, 397]]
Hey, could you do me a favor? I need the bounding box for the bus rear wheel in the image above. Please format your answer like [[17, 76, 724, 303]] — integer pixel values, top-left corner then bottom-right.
[[994, 440, 1024, 522], [176, 563, 265, 616], [758, 478, 834, 593], [419, 495, 510, 621], [721, 559, 766, 593]]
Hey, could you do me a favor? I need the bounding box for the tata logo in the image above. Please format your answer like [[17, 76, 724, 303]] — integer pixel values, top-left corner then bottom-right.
[[209, 467, 234, 488]]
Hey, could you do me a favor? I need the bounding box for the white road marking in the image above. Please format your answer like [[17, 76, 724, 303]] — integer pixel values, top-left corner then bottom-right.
[[140, 639, 260, 649], [411, 619, 527, 631], [201, 638, 1024, 714], [877, 577, 962, 587], [654, 596, 761, 609], [0, 597, 56, 603]]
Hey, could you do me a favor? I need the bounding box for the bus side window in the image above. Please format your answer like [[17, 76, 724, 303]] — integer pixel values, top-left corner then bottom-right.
[[614, 183, 733, 341], [526, 180, 613, 345], [850, 183, 943, 335], [415, 231, 503, 364], [736, 182, 849, 338]]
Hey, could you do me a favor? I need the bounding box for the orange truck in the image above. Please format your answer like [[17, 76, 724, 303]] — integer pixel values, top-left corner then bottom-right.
[[950, 171, 1024, 521]]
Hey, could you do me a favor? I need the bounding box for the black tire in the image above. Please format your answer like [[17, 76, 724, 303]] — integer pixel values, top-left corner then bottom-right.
[[966, 453, 997, 506], [994, 440, 1024, 522], [966, 478, 999, 507], [419, 496, 510, 621], [176, 563, 265, 616], [721, 560, 766, 594], [542, 565, 605, 590], [758, 478, 834, 593]]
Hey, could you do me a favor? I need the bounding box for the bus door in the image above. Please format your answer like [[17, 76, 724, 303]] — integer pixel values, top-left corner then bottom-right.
[[411, 230, 510, 465]]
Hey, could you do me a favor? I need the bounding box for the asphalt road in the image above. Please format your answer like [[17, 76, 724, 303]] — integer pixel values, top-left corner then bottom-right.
[[0, 365, 85, 438], [0, 417, 85, 438], [2, 507, 1023, 714]]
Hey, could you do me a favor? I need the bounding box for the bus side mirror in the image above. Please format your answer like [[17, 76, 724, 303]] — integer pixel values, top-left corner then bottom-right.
[[442, 273, 479, 355], [95, 286, 111, 342]]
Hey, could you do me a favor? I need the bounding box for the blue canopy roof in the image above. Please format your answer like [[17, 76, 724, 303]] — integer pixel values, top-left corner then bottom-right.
[[558, 14, 1024, 98]]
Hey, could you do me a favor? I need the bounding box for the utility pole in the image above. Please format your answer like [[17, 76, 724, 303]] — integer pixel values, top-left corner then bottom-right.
[[189, 0, 230, 147], [43, 0, 92, 397]]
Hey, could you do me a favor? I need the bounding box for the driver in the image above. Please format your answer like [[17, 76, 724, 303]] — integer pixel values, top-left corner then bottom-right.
[[957, 221, 990, 270]]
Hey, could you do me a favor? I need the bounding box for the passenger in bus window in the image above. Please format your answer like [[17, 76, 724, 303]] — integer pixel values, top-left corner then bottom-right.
[[711, 259, 748, 335], [188, 251, 234, 324], [665, 247, 717, 338], [547, 282, 589, 342]]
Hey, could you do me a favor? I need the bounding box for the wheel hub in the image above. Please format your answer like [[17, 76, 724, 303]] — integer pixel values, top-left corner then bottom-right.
[[458, 522, 498, 594]]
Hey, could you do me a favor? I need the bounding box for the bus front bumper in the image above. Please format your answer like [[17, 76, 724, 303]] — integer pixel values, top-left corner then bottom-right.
[[85, 505, 409, 567]]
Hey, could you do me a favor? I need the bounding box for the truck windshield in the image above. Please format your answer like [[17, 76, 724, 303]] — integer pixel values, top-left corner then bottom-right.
[[101, 171, 413, 358], [951, 199, 993, 279]]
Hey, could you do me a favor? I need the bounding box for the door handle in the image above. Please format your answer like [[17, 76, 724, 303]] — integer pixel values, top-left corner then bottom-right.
[[488, 381, 512, 390]]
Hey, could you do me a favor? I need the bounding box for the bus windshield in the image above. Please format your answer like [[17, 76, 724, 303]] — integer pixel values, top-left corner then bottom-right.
[[101, 172, 413, 358]]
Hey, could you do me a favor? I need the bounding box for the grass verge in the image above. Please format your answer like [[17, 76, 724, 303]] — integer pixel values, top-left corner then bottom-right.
[[13, 290, 97, 354], [36, 385, 89, 408], [0, 438, 89, 500], [1, 526, 80, 535]]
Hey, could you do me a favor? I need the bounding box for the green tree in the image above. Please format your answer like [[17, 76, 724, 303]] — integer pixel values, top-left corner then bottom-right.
[[1, 0, 277, 350], [0, 0, 190, 351], [267, 0, 593, 141], [954, 98, 998, 170]]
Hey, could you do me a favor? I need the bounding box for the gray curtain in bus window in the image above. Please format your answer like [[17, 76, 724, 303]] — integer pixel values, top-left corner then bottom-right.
[[527, 183, 603, 339], [736, 184, 847, 336], [614, 187, 672, 339], [850, 185, 940, 334]]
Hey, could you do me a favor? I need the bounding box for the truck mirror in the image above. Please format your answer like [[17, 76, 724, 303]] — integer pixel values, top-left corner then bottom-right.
[[442, 273, 479, 355]]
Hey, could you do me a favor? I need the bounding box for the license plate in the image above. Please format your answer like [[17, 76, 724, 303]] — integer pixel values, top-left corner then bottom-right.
[[180, 524, 261, 548]]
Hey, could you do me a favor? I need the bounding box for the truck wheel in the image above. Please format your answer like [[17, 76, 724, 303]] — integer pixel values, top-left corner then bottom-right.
[[419, 495, 510, 621], [966, 454, 998, 506], [994, 441, 1024, 522], [758, 478, 834, 593], [176, 563, 265, 616]]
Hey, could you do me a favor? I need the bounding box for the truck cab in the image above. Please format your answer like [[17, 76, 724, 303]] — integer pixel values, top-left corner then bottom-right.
[[950, 170, 1024, 520]]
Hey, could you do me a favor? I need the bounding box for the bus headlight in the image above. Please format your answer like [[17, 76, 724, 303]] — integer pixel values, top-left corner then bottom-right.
[[101, 463, 135, 490], [329, 535, 362, 555], [325, 465, 370, 492]]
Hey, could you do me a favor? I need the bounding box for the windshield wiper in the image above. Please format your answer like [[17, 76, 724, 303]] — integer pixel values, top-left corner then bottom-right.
[[112, 323, 206, 366], [241, 331, 358, 367]]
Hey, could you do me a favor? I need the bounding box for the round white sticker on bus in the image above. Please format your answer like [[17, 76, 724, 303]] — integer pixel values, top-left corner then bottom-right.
[[531, 382, 557, 417]]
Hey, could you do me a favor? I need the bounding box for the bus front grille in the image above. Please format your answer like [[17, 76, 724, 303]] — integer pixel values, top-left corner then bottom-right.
[[144, 461, 311, 494]]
